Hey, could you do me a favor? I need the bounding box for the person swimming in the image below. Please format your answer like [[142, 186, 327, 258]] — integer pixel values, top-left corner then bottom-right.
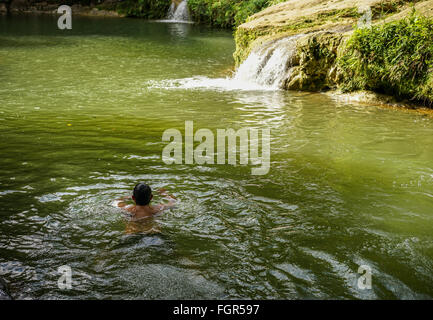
[[117, 183, 176, 221]]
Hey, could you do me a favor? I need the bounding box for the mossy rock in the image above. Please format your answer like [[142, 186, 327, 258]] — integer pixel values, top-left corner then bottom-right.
[[233, 0, 433, 107]]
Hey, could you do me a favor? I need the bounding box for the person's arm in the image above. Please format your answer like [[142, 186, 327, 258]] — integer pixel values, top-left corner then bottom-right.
[[117, 195, 131, 201], [116, 195, 132, 208], [158, 188, 176, 200], [153, 188, 176, 212]]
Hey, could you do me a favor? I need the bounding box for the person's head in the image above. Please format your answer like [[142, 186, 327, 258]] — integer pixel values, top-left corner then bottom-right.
[[132, 182, 152, 206]]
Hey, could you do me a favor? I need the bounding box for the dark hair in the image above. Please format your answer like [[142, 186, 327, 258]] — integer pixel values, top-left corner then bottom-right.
[[133, 183, 152, 206]]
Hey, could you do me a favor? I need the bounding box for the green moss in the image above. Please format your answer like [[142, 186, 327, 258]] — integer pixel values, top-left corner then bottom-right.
[[316, 7, 359, 20], [233, 7, 360, 66], [286, 33, 343, 91], [231, 0, 433, 107], [338, 11, 433, 106], [370, 0, 423, 18], [233, 28, 260, 66], [232, 0, 424, 66]]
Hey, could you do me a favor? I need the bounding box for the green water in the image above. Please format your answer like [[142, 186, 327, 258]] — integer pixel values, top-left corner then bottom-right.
[[1, 14, 433, 299]]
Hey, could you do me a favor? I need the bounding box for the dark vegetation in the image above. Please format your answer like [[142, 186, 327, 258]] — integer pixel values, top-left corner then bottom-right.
[[115, 0, 171, 19], [187, 0, 285, 28]]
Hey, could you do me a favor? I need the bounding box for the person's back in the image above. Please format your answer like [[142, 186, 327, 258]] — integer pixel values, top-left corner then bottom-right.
[[117, 183, 176, 221]]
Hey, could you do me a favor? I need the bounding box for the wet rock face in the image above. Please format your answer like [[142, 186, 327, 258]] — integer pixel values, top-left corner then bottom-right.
[[233, 31, 346, 91], [0, 278, 12, 300], [284, 32, 345, 91], [172, 0, 184, 6], [233, 0, 433, 107]]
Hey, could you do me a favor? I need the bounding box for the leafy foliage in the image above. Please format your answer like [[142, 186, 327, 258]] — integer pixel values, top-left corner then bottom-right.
[[102, 0, 281, 27], [116, 0, 171, 19], [187, 0, 281, 28], [338, 12, 433, 105]]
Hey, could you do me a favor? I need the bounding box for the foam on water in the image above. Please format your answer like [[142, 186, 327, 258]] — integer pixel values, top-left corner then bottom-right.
[[146, 76, 276, 92]]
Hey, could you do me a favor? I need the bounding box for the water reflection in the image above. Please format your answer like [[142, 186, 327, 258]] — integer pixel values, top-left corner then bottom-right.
[[125, 217, 162, 235], [166, 22, 192, 38]]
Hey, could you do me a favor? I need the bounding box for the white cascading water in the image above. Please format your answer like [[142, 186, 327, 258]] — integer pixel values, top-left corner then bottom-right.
[[167, 0, 190, 22], [233, 35, 302, 89], [147, 35, 302, 91], [167, 2, 176, 19]]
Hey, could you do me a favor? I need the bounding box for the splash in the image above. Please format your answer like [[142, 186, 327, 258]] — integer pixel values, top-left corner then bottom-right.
[[146, 76, 275, 92]]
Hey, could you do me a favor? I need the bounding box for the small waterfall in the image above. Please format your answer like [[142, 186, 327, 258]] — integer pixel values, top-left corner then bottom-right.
[[146, 35, 302, 92], [233, 35, 302, 89], [166, 0, 190, 22], [167, 2, 176, 19]]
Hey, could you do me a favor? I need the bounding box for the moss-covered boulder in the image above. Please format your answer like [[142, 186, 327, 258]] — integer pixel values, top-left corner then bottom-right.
[[285, 32, 344, 91], [234, 0, 433, 107], [338, 12, 433, 106]]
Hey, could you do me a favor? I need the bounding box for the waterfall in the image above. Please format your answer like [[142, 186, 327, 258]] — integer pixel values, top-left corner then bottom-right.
[[167, 2, 176, 19], [146, 35, 302, 91], [233, 35, 303, 89], [166, 0, 190, 22]]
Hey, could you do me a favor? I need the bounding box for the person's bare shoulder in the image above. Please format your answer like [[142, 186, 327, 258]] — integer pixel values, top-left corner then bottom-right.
[[125, 205, 136, 213], [150, 204, 164, 214]]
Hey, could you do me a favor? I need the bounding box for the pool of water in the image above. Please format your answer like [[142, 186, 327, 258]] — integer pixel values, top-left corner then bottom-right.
[[1, 14, 433, 299]]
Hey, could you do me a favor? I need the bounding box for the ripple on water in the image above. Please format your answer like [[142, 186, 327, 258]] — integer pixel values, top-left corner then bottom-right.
[[117, 264, 226, 299]]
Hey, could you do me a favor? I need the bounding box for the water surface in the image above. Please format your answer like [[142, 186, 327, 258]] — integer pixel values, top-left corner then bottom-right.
[[1, 15, 433, 299]]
